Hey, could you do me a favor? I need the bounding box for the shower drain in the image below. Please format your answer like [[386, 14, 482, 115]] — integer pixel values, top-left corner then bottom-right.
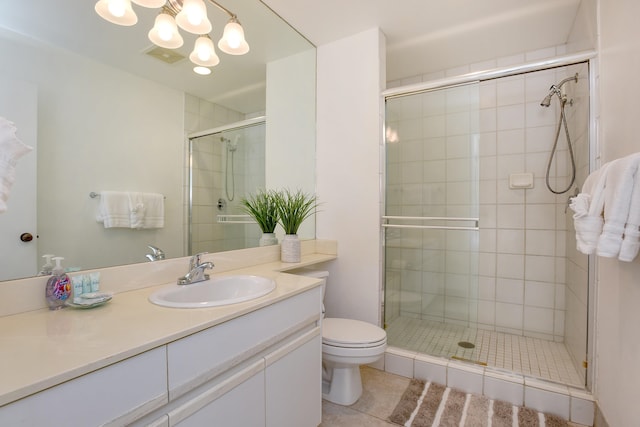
[[457, 341, 475, 349]]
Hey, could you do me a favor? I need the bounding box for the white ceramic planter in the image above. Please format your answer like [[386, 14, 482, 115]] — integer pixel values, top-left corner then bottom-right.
[[280, 234, 301, 262], [259, 233, 278, 246]]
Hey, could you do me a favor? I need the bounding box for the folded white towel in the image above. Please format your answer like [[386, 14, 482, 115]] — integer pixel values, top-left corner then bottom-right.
[[128, 192, 146, 229], [0, 117, 33, 213], [96, 191, 132, 228], [597, 153, 640, 257], [619, 164, 640, 261], [141, 192, 164, 229], [569, 161, 611, 254]]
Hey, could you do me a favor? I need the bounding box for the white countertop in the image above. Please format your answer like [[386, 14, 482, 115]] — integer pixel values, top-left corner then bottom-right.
[[0, 253, 335, 407]]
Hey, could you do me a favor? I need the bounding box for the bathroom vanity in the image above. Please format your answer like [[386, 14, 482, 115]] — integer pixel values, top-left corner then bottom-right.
[[0, 242, 336, 426]]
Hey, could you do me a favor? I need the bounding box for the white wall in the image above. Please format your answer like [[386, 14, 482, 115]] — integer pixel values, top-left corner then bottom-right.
[[316, 28, 385, 325], [266, 49, 317, 240], [0, 34, 185, 270], [594, 1, 640, 425]]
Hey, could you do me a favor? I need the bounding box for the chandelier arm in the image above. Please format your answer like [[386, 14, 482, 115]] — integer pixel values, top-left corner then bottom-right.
[[204, 0, 237, 20], [165, 0, 237, 20]]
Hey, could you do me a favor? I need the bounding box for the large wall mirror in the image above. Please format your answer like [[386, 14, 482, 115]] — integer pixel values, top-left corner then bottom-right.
[[0, 0, 316, 281]]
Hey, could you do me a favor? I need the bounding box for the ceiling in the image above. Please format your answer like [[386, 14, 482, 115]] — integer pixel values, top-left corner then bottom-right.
[[262, 0, 584, 81], [0, 1, 585, 113]]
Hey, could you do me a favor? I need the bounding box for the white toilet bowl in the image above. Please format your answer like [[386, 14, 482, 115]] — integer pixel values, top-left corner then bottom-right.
[[294, 269, 387, 405], [321, 317, 387, 405]]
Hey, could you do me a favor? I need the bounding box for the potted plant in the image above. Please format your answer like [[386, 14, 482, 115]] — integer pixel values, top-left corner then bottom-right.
[[240, 189, 279, 246], [275, 189, 318, 262]]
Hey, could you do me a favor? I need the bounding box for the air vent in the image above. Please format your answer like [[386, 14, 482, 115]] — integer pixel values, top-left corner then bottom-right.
[[144, 46, 186, 64]]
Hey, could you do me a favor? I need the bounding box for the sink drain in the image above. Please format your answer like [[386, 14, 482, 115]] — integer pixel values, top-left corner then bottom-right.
[[457, 341, 475, 349]]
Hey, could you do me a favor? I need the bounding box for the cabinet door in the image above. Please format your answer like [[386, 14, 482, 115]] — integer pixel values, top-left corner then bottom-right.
[[265, 328, 322, 427], [171, 360, 265, 427]]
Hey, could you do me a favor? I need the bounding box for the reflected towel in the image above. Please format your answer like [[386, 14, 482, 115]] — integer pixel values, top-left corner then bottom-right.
[[0, 117, 33, 213], [597, 153, 640, 258], [619, 165, 640, 261], [128, 192, 146, 229], [96, 191, 131, 228], [140, 192, 164, 229]]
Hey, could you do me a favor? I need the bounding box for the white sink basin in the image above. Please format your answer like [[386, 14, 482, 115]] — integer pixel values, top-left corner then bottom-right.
[[149, 275, 276, 308]]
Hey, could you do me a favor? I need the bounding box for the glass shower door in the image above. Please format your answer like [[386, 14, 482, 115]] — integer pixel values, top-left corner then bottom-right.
[[383, 82, 481, 361]]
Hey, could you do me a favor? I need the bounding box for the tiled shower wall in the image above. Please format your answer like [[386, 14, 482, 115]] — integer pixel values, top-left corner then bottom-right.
[[385, 47, 590, 346], [184, 94, 265, 254]]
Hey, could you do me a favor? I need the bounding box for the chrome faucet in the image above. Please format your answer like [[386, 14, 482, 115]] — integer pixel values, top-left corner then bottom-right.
[[178, 252, 214, 285], [146, 245, 165, 262]]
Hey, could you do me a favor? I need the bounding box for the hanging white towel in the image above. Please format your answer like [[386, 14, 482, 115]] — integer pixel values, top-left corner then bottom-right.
[[597, 153, 640, 258], [619, 164, 640, 262], [128, 192, 146, 229], [96, 191, 132, 228], [0, 117, 33, 213], [140, 192, 164, 229], [569, 161, 611, 254]]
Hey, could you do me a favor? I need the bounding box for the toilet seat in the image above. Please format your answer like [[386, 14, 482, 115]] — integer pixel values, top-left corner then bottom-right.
[[322, 318, 387, 348]]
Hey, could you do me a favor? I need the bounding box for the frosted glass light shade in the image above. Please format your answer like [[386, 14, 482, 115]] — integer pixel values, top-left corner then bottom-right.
[[189, 36, 220, 67], [148, 13, 183, 48], [194, 66, 212, 75], [95, 0, 138, 26], [218, 20, 249, 55], [175, 0, 212, 35], [132, 0, 166, 7]]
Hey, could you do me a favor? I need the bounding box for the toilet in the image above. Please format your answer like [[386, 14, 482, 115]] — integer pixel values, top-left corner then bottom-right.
[[296, 269, 387, 406]]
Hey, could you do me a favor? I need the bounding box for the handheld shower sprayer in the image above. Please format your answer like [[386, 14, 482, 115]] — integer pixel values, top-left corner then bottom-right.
[[540, 73, 578, 107]]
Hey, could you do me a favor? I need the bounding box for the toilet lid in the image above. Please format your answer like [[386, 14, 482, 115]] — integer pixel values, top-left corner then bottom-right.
[[322, 318, 387, 348]]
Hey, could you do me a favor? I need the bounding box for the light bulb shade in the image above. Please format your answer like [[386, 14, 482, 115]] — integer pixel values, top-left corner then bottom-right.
[[131, 0, 166, 7], [148, 13, 183, 48], [95, 0, 138, 26], [193, 66, 212, 75], [218, 20, 249, 55], [175, 0, 212, 35], [189, 36, 220, 67]]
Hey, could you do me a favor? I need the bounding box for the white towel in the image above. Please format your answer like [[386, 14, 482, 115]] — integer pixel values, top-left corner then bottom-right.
[[0, 117, 33, 213], [96, 191, 132, 228], [141, 192, 164, 229], [128, 192, 146, 229], [569, 161, 611, 254], [597, 153, 640, 258], [619, 164, 640, 261]]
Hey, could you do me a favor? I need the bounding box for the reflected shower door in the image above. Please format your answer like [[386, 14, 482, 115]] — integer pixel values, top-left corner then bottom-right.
[[383, 83, 480, 360]]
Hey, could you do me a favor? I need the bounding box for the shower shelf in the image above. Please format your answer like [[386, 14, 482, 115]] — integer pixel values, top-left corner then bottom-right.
[[382, 216, 479, 231], [217, 214, 256, 224]]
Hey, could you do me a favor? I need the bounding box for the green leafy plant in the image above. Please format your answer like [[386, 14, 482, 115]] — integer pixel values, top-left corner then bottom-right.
[[240, 189, 279, 233], [275, 189, 318, 235]]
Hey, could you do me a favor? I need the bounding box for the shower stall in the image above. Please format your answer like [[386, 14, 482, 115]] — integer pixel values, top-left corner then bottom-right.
[[382, 55, 593, 389], [188, 117, 266, 254]]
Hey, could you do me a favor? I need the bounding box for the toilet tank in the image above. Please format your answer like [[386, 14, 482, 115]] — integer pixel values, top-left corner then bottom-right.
[[289, 269, 328, 301]]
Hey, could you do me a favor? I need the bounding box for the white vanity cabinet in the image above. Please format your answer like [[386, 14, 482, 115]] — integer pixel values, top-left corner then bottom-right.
[[0, 347, 168, 427], [162, 285, 323, 427]]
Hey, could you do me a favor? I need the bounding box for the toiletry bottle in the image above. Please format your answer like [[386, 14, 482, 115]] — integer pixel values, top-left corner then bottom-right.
[[39, 254, 55, 276], [45, 257, 72, 310], [71, 275, 84, 303]]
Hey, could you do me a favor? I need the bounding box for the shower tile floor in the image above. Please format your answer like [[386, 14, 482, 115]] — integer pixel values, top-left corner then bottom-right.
[[386, 316, 584, 388]]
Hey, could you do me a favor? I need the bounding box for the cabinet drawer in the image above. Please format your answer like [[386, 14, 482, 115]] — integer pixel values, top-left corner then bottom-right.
[[0, 347, 167, 427], [167, 286, 321, 399]]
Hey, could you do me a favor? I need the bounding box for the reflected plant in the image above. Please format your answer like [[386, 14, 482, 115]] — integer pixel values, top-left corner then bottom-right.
[[240, 189, 279, 233]]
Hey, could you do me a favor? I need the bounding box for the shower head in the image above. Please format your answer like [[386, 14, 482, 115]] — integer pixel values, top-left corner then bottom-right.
[[540, 90, 555, 107], [540, 73, 579, 107]]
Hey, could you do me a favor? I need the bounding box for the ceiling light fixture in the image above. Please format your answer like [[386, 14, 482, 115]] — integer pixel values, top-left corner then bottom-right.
[[95, 0, 250, 74]]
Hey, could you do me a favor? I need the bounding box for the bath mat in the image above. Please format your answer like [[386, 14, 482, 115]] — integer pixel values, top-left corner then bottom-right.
[[388, 379, 569, 427]]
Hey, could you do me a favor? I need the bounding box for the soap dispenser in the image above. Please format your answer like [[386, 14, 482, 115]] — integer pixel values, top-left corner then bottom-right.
[[45, 257, 72, 310], [39, 254, 55, 276]]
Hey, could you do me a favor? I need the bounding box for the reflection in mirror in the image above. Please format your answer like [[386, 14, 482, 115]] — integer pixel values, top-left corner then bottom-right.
[[0, 1, 316, 282]]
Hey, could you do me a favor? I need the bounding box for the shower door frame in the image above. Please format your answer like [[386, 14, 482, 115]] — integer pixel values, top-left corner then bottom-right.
[[187, 116, 266, 255], [380, 50, 597, 388]]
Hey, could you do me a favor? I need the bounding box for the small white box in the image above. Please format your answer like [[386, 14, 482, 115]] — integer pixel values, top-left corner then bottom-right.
[[509, 172, 534, 189]]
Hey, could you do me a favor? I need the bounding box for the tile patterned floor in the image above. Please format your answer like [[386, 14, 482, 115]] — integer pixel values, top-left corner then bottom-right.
[[386, 316, 584, 387], [319, 366, 588, 427]]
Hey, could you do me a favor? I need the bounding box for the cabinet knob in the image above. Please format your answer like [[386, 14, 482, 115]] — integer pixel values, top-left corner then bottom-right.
[[20, 232, 33, 242]]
